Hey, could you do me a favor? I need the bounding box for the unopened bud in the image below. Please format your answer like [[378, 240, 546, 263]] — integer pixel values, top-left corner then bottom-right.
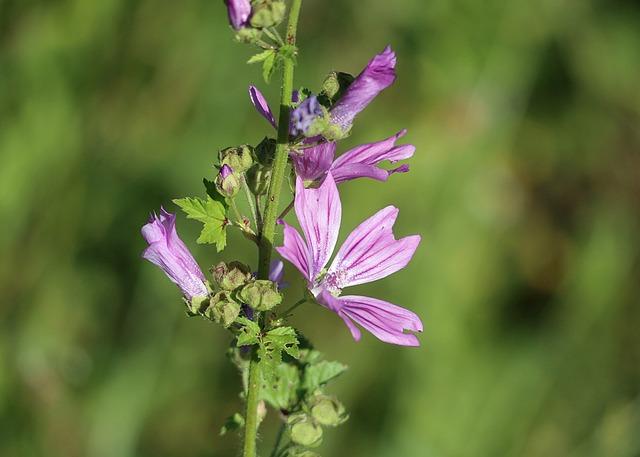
[[250, 1, 286, 28], [239, 279, 282, 311], [206, 291, 241, 327], [219, 145, 254, 173], [246, 164, 271, 196], [309, 395, 348, 427], [255, 137, 276, 166], [235, 27, 262, 44], [320, 71, 355, 103], [212, 261, 252, 291], [322, 122, 350, 141], [187, 295, 210, 315], [287, 413, 323, 448], [216, 164, 241, 198]]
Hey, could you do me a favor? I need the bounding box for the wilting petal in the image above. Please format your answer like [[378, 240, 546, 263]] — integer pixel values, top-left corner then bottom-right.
[[225, 0, 252, 30], [249, 85, 276, 128], [317, 290, 421, 346], [142, 209, 208, 299], [330, 46, 397, 130], [294, 174, 341, 279], [327, 206, 420, 288], [330, 129, 414, 183], [290, 142, 336, 182], [275, 220, 311, 282]]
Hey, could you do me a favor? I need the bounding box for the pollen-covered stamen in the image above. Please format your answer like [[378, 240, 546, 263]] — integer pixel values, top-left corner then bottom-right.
[[320, 269, 348, 295]]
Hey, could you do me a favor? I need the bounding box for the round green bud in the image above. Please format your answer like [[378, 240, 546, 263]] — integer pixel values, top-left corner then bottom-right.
[[309, 395, 348, 427], [206, 291, 241, 328], [287, 413, 323, 448], [235, 27, 262, 44], [246, 164, 272, 196], [211, 261, 252, 291], [255, 137, 276, 166], [239, 279, 282, 311], [219, 145, 254, 173], [187, 295, 210, 315], [215, 165, 241, 198], [250, 1, 286, 29], [320, 71, 355, 103]]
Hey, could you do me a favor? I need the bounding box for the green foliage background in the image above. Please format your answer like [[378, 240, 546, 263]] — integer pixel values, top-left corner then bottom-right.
[[1, 0, 639, 456]]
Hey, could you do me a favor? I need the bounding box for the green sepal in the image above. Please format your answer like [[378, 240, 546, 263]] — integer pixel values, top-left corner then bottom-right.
[[250, 1, 286, 28], [173, 196, 227, 251]]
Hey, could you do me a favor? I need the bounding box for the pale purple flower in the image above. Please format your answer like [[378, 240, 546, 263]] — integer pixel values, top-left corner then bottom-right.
[[225, 0, 252, 30], [290, 95, 324, 136], [142, 209, 208, 299], [291, 130, 414, 184], [330, 46, 397, 132], [269, 259, 287, 289], [276, 174, 423, 346]]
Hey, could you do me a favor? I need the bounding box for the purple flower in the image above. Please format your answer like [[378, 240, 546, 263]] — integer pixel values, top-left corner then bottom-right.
[[330, 46, 397, 132], [276, 174, 423, 346], [269, 259, 287, 289], [290, 95, 324, 136], [141, 208, 208, 299], [291, 130, 414, 184], [225, 0, 252, 30], [249, 85, 276, 128]]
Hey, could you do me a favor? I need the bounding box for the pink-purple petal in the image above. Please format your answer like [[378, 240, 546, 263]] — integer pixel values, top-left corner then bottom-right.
[[339, 295, 422, 346], [290, 142, 336, 182], [294, 174, 341, 279], [249, 85, 277, 128], [275, 220, 311, 282], [225, 0, 252, 30], [141, 209, 208, 299], [330, 46, 397, 131], [328, 206, 420, 288]]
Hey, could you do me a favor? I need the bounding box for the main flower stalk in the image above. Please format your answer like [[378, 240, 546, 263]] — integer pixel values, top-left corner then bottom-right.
[[244, 1, 303, 457]]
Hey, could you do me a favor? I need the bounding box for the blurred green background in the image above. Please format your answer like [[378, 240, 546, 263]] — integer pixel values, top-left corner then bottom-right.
[[1, 0, 639, 456]]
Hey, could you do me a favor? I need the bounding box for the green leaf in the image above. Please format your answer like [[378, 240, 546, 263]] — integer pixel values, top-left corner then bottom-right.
[[173, 196, 227, 251], [260, 362, 300, 410], [247, 49, 275, 64], [236, 317, 261, 346], [220, 412, 244, 436], [303, 360, 348, 392], [262, 50, 277, 83], [259, 326, 300, 365]]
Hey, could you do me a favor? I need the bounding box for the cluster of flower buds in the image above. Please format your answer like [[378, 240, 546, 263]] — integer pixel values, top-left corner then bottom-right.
[[286, 394, 348, 451], [225, 0, 287, 44]]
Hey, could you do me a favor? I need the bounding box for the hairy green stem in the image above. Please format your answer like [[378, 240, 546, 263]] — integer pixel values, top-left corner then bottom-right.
[[257, 0, 303, 280], [242, 177, 258, 230], [244, 2, 303, 457]]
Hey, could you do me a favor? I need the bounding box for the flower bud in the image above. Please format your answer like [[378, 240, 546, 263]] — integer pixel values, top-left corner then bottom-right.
[[255, 137, 276, 166], [212, 261, 252, 291], [187, 294, 210, 315], [219, 145, 254, 173], [250, 1, 286, 29], [238, 279, 282, 311], [205, 291, 241, 327], [235, 27, 262, 44], [246, 164, 272, 196], [290, 96, 327, 137], [320, 71, 354, 104], [287, 413, 323, 448], [309, 395, 348, 427], [216, 165, 241, 198]]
